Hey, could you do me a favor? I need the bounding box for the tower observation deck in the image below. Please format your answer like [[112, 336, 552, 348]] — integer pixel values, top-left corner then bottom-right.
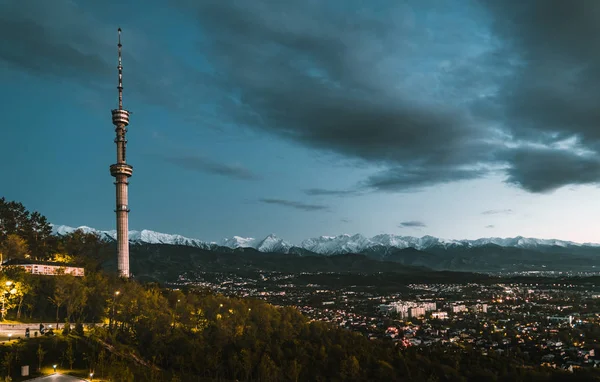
[[110, 28, 133, 278]]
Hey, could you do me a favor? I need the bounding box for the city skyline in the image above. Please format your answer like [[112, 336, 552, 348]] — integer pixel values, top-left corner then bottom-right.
[[2, 0, 600, 244]]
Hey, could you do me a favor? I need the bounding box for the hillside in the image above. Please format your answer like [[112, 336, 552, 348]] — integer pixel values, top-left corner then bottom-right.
[[99, 243, 449, 283]]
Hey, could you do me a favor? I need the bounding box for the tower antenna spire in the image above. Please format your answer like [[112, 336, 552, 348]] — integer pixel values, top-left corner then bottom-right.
[[110, 27, 133, 278], [117, 27, 123, 110]]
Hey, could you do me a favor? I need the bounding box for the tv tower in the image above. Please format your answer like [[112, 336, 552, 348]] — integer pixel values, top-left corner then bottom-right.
[[109, 28, 133, 278]]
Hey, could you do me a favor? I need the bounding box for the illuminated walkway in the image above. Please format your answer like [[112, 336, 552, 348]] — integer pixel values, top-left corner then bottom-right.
[[23, 373, 87, 381]]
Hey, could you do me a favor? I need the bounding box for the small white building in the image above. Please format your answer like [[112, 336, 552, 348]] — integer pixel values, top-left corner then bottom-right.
[[6, 260, 84, 277]]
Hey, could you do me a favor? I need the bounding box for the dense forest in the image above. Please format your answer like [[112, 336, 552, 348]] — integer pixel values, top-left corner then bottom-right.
[[0, 197, 599, 381]]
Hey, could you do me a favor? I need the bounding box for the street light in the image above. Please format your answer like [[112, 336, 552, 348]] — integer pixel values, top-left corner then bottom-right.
[[1, 281, 13, 320], [53, 364, 57, 373], [110, 291, 120, 331], [89, 372, 94, 381], [172, 299, 181, 331]]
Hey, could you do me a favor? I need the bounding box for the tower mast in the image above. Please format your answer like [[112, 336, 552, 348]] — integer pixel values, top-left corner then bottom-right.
[[110, 28, 133, 278]]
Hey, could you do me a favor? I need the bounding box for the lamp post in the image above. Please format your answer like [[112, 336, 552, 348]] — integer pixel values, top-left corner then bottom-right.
[[89, 372, 94, 381], [1, 281, 13, 320], [174, 299, 180, 324], [171, 299, 181, 333], [110, 291, 120, 331], [53, 364, 57, 373]]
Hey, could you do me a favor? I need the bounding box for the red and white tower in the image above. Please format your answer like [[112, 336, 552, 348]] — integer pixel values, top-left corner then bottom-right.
[[109, 28, 133, 278]]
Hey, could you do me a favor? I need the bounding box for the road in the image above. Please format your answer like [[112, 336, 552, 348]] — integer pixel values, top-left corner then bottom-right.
[[0, 323, 100, 341], [0, 324, 58, 341], [24, 373, 87, 381]]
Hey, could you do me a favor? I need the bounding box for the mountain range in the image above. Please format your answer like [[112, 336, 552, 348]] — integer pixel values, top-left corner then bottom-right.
[[52, 225, 600, 274], [51, 225, 600, 254]]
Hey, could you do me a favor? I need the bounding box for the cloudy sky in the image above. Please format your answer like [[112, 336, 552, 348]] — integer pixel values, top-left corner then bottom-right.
[[2, 0, 600, 244]]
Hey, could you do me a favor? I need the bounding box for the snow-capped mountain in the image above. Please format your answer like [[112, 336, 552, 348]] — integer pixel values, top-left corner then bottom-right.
[[255, 234, 294, 253], [217, 234, 293, 253], [51, 225, 212, 249], [51, 224, 600, 255], [301, 234, 374, 255], [219, 236, 258, 249]]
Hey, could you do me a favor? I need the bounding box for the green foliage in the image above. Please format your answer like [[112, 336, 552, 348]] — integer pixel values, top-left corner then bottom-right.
[[63, 321, 71, 336], [74, 322, 84, 336], [0, 198, 53, 260], [1, 351, 13, 378], [0, 235, 28, 262], [36, 343, 45, 371], [64, 340, 74, 369], [55, 229, 107, 271]]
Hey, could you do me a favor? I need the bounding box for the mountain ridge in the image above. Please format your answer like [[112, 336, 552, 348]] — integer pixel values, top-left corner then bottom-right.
[[51, 224, 600, 254], [52, 225, 600, 273]]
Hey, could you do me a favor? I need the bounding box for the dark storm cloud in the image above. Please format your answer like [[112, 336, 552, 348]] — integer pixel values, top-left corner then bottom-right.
[[481, 209, 513, 215], [173, 0, 502, 191], [399, 221, 427, 228], [482, 0, 600, 141], [0, 1, 111, 84], [500, 147, 600, 193], [173, 0, 600, 193], [161, 155, 260, 181], [479, 0, 600, 190], [0, 0, 206, 110], [259, 199, 329, 212]]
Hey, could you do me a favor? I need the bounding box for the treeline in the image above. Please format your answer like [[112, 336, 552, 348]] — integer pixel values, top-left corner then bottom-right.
[[0, 198, 107, 270], [0, 197, 53, 261], [2, 198, 600, 381]]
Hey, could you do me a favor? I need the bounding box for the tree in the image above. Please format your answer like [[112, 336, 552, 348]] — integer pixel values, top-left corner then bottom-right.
[[37, 344, 45, 371], [56, 230, 106, 272], [25, 211, 52, 259], [0, 199, 29, 241], [258, 354, 280, 382], [49, 276, 70, 326], [289, 359, 302, 382], [0, 279, 18, 320], [13, 281, 29, 320], [97, 350, 106, 379], [0, 235, 28, 262], [341, 356, 360, 381], [64, 340, 74, 369], [0, 269, 30, 320], [0, 199, 53, 259], [74, 322, 84, 336], [2, 351, 13, 378], [63, 276, 88, 321], [63, 321, 71, 336]]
